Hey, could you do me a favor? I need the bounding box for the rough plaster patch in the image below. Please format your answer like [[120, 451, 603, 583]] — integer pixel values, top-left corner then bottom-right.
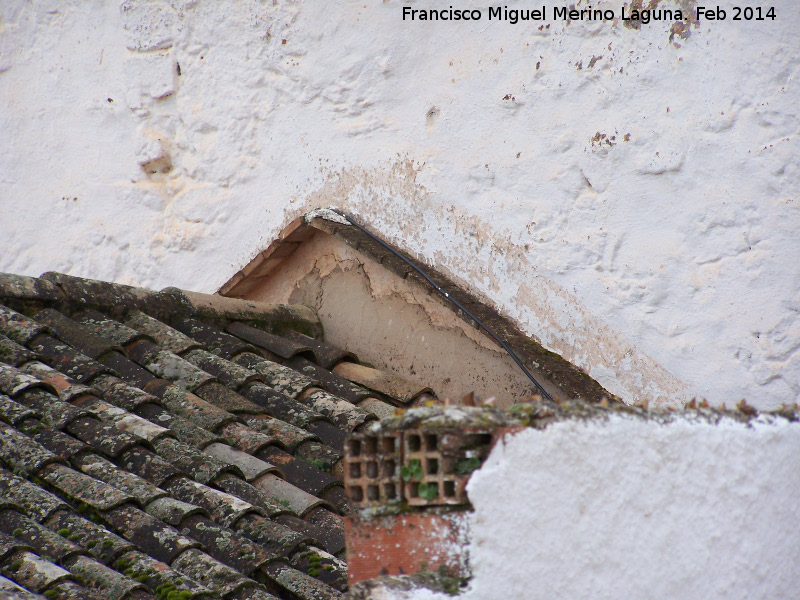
[[120, 0, 178, 52]]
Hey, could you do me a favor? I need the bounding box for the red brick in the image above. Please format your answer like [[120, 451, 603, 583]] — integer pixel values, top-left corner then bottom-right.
[[345, 511, 467, 585]]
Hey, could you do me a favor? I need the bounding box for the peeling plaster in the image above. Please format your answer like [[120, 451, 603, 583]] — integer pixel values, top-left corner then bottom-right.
[[249, 231, 541, 405]]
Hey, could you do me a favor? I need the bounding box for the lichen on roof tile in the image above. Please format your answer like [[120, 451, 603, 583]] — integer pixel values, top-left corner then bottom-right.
[[145, 496, 207, 527], [226, 323, 317, 363], [231, 512, 306, 557], [44, 511, 134, 566], [118, 447, 184, 489], [112, 549, 213, 599], [172, 316, 255, 360], [33, 309, 120, 361], [154, 436, 243, 484], [240, 383, 323, 430], [40, 272, 183, 320], [0, 394, 39, 427], [41, 464, 135, 511], [135, 349, 215, 392], [103, 504, 199, 564], [0, 574, 46, 599], [0, 510, 81, 565], [169, 547, 256, 597], [0, 305, 49, 346], [297, 389, 373, 432], [73, 311, 150, 348], [0, 470, 70, 522], [262, 561, 343, 600], [2, 550, 73, 593], [217, 422, 284, 455], [65, 554, 149, 600], [165, 478, 260, 529], [178, 514, 275, 575], [234, 354, 317, 399], [0, 529, 34, 563], [0, 364, 55, 399], [19, 361, 98, 404], [90, 375, 160, 412], [0, 335, 38, 368], [0, 273, 63, 307], [16, 388, 88, 431], [65, 417, 147, 458], [72, 454, 166, 506], [74, 398, 170, 443], [195, 382, 264, 415], [0, 269, 433, 599], [152, 384, 239, 432], [204, 443, 279, 482], [124, 311, 202, 356], [212, 477, 286, 518], [0, 423, 62, 475], [25, 335, 108, 384], [250, 474, 324, 517], [27, 428, 91, 463], [287, 358, 372, 404], [184, 349, 262, 390]]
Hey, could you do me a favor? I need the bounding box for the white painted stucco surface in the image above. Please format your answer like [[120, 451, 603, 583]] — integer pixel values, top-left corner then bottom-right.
[[369, 414, 800, 600], [1, 1, 798, 409]]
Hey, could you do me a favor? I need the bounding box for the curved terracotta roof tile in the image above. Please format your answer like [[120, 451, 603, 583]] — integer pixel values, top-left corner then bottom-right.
[[0, 268, 453, 599]]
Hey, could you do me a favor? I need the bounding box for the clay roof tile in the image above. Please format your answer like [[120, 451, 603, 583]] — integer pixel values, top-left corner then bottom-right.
[[40, 464, 136, 511], [0, 364, 56, 399], [32, 310, 120, 361], [73, 311, 150, 348], [172, 316, 255, 359], [0, 394, 40, 427], [153, 436, 244, 485], [233, 353, 317, 399], [1, 550, 74, 593], [44, 512, 134, 566], [102, 504, 199, 564], [124, 311, 202, 356], [183, 350, 263, 391], [25, 335, 108, 384], [226, 323, 317, 363], [0, 305, 49, 346], [286, 357, 372, 403], [64, 417, 148, 459], [27, 427, 91, 463], [0, 335, 38, 368], [0, 268, 449, 599], [40, 272, 184, 321], [72, 454, 166, 506], [0, 423, 63, 476], [281, 331, 356, 370], [0, 470, 70, 523]]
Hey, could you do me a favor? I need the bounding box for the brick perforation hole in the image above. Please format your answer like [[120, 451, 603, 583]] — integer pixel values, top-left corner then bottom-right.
[[344, 432, 402, 507], [344, 428, 496, 507]]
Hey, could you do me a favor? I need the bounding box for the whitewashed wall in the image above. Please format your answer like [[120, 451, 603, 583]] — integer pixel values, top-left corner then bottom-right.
[[1, 1, 798, 409]]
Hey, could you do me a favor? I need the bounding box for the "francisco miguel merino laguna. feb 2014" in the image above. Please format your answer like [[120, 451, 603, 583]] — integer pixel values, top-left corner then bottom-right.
[[401, 5, 777, 24]]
